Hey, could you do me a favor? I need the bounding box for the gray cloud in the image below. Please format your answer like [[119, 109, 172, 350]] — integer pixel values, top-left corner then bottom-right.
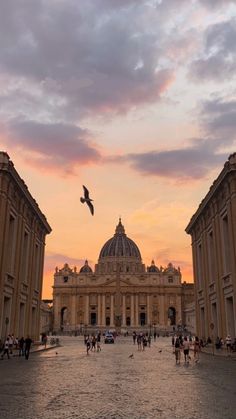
[[0, 0, 174, 118], [190, 18, 236, 81], [200, 97, 236, 140], [198, 0, 235, 7], [109, 138, 228, 180], [4, 120, 101, 173]]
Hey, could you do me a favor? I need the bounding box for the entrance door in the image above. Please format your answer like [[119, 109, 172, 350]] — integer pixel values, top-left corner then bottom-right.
[[90, 312, 97, 326], [140, 313, 146, 326]]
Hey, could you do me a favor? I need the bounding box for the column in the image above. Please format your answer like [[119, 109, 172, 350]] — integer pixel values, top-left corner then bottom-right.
[[159, 294, 165, 325], [135, 295, 139, 326], [147, 294, 151, 325], [122, 295, 126, 326], [131, 295, 135, 326], [53, 295, 60, 331], [110, 295, 114, 327], [97, 294, 101, 327], [102, 295, 106, 327], [84, 295, 89, 325], [71, 294, 77, 329]]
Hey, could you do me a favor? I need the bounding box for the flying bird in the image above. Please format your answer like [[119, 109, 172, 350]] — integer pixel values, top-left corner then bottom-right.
[[80, 185, 94, 215], [128, 353, 134, 359]]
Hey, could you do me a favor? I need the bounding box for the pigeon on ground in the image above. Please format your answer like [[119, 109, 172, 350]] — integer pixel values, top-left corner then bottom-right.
[[80, 185, 94, 215], [128, 354, 134, 359], [158, 350, 162, 353]]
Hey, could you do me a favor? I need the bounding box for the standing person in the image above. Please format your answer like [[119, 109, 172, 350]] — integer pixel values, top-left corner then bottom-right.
[[9, 334, 14, 354], [43, 334, 47, 349], [133, 331, 137, 345], [86, 336, 91, 355], [174, 337, 181, 364], [194, 336, 200, 362], [183, 336, 190, 363], [1, 337, 10, 360], [172, 336, 175, 347], [137, 334, 142, 351], [24, 336, 33, 360], [226, 335, 232, 352], [19, 337, 25, 357], [153, 331, 157, 342]]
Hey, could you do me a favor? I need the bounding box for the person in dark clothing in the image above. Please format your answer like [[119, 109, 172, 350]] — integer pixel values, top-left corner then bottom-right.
[[19, 337, 25, 356], [1, 338, 10, 359], [24, 336, 33, 360]]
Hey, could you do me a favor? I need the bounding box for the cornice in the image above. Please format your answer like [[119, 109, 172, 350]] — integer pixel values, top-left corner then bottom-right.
[[186, 153, 236, 234], [0, 151, 51, 233]]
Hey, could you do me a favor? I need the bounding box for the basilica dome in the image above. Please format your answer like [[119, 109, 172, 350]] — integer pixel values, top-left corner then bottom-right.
[[99, 219, 142, 260]]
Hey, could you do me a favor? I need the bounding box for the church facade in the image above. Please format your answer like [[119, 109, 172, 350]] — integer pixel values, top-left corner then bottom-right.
[[53, 220, 194, 333]]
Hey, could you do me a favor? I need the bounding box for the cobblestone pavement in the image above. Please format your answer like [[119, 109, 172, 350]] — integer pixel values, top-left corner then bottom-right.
[[0, 336, 236, 419]]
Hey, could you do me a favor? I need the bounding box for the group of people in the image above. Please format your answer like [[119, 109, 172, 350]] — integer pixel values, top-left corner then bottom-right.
[[84, 333, 102, 355], [133, 331, 152, 350], [172, 335, 200, 364], [214, 335, 236, 352], [0, 334, 33, 360]]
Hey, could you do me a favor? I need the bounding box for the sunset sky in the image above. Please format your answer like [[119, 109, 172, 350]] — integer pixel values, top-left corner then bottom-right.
[[0, 0, 236, 298]]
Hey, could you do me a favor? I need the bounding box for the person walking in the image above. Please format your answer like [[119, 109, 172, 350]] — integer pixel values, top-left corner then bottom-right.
[[183, 336, 190, 363], [24, 336, 33, 360], [86, 337, 91, 355], [174, 336, 181, 364], [19, 337, 25, 356], [1, 337, 10, 360]]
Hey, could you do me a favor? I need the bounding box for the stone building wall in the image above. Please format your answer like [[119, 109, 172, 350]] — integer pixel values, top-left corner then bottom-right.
[[0, 152, 51, 341], [186, 153, 236, 340]]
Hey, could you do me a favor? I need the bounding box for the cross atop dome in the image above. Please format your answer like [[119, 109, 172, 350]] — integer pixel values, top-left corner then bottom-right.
[[115, 217, 125, 235]]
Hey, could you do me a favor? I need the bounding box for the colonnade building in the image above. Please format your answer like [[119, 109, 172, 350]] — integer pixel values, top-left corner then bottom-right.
[[53, 219, 194, 333], [186, 153, 236, 340], [0, 152, 51, 341]]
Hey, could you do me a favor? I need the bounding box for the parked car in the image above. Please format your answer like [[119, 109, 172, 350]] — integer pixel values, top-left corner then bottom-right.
[[104, 333, 114, 344]]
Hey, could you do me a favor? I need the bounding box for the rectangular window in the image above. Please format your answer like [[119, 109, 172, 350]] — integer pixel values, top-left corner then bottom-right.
[[21, 231, 29, 283], [34, 243, 40, 290], [7, 214, 17, 274], [197, 243, 202, 289], [222, 214, 230, 274], [207, 231, 215, 283]]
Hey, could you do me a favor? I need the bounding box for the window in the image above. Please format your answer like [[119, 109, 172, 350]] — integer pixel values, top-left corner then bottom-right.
[[168, 276, 173, 283], [208, 231, 215, 283], [63, 276, 68, 283], [222, 214, 231, 274], [197, 243, 203, 289]]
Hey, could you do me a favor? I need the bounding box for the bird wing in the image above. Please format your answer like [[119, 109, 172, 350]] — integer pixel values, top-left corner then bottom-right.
[[87, 200, 94, 215], [83, 185, 90, 199]]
